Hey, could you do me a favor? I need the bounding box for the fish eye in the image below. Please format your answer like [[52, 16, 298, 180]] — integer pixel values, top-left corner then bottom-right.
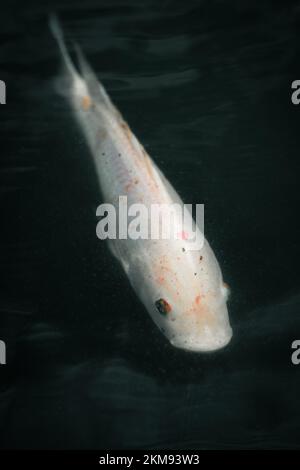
[[155, 298, 172, 315]]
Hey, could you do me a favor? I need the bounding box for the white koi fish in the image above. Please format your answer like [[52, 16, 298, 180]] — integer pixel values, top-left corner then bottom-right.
[[50, 16, 232, 352]]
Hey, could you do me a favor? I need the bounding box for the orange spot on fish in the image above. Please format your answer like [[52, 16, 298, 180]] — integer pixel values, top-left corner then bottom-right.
[[195, 295, 201, 305], [81, 95, 92, 111]]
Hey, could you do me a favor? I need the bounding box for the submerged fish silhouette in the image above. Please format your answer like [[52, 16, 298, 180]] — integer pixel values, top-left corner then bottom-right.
[[50, 15, 232, 352]]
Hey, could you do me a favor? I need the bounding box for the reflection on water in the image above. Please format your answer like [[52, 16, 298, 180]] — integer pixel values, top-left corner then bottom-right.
[[0, 0, 300, 449]]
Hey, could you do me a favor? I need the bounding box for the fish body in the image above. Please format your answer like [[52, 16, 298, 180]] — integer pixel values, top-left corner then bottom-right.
[[50, 16, 232, 351]]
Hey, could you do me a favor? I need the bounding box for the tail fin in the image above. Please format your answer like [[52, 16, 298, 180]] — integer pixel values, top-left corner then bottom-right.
[[74, 43, 115, 111], [50, 13, 121, 120], [49, 13, 80, 81]]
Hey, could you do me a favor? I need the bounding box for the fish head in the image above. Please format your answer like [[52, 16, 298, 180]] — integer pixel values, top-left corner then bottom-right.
[[168, 294, 232, 352], [151, 272, 232, 353]]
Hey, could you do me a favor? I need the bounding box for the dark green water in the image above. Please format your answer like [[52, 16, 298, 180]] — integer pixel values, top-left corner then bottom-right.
[[0, 0, 300, 449]]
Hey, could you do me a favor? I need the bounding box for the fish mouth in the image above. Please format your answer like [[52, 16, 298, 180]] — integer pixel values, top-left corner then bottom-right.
[[170, 327, 232, 353]]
